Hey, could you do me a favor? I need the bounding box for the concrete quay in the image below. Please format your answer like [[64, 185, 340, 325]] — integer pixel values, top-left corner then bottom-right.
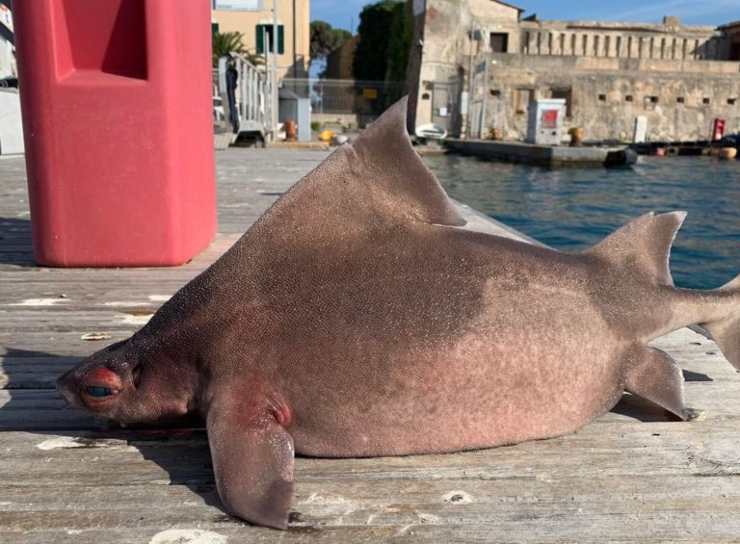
[[1, 148, 738, 543], [445, 138, 638, 167]]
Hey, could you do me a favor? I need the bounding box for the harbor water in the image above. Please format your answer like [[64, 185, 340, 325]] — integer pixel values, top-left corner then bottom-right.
[[425, 155, 739, 290]]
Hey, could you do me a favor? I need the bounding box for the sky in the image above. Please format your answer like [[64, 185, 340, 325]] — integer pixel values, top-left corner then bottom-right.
[[311, 0, 740, 33]]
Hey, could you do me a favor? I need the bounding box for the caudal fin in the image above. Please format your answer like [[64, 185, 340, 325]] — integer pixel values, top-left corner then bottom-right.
[[586, 211, 687, 286], [702, 275, 740, 371]]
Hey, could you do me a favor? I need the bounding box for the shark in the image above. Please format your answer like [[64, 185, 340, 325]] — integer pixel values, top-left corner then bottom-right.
[[57, 97, 740, 529]]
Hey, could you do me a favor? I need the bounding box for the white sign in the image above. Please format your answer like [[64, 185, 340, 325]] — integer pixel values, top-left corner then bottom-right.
[[214, 0, 263, 11], [633, 116, 648, 143]]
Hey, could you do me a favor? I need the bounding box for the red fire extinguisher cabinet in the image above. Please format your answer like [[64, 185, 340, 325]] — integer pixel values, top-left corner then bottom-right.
[[13, 0, 216, 266]]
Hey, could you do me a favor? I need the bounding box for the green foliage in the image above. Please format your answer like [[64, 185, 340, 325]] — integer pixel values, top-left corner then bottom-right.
[[310, 121, 321, 132], [212, 31, 263, 67], [352, 0, 410, 83], [385, 1, 412, 99], [352, 0, 411, 109], [310, 20, 353, 61]]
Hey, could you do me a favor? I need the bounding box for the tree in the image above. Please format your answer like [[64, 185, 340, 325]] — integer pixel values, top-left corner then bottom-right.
[[352, 0, 410, 83], [385, 1, 412, 85], [310, 20, 352, 68], [212, 31, 263, 67]]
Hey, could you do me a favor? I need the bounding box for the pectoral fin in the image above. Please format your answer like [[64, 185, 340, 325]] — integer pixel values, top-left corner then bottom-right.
[[624, 346, 686, 420], [206, 398, 295, 529]]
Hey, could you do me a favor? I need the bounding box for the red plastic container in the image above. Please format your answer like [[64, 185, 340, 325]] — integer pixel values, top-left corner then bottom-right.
[[13, 0, 216, 266]]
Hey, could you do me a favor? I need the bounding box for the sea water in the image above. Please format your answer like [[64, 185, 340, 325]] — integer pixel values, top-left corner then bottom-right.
[[424, 155, 739, 290]]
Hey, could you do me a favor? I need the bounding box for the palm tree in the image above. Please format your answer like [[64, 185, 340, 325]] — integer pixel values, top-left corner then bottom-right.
[[212, 31, 264, 67]]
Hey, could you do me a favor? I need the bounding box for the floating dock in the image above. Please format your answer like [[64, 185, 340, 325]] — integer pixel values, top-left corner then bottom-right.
[[445, 138, 637, 167]]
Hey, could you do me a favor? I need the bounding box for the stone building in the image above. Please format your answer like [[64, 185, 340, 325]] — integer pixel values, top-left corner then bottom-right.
[[408, 0, 740, 142], [0, 1, 15, 80], [212, 0, 310, 79]]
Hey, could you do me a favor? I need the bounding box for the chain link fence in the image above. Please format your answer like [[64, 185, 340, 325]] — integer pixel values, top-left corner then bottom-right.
[[281, 78, 406, 118]]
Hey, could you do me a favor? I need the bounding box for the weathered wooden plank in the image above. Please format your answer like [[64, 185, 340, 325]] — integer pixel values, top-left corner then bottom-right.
[[2, 420, 740, 485], [2, 150, 740, 543], [1, 476, 739, 543], [1, 428, 739, 543]]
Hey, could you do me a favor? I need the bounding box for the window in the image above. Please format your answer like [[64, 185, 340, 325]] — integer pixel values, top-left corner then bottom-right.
[[490, 33, 509, 53], [514, 88, 533, 114], [552, 88, 573, 116], [625, 95, 634, 102], [256, 24, 284, 55], [731, 43, 740, 61], [703, 97, 711, 105], [728, 98, 737, 106], [645, 96, 658, 104], [490, 89, 501, 97], [677, 97, 685, 104], [598, 94, 607, 102]]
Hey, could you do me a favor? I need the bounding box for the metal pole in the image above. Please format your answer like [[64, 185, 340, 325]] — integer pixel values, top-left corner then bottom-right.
[[292, 0, 297, 80], [272, 0, 279, 138]]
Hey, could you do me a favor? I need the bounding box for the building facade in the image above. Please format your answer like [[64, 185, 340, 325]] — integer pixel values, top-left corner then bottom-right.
[[212, 0, 310, 79], [409, 0, 740, 142], [0, 1, 15, 80]]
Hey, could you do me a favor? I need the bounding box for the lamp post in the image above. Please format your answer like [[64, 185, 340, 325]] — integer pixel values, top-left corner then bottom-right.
[[272, 0, 278, 138]]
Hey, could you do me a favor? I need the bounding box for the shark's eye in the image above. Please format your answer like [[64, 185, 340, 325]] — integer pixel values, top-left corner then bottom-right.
[[85, 386, 115, 398]]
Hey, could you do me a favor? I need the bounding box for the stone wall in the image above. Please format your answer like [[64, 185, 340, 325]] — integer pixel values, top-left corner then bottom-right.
[[518, 19, 729, 60], [410, 0, 521, 131], [409, 0, 740, 141], [474, 53, 740, 142]]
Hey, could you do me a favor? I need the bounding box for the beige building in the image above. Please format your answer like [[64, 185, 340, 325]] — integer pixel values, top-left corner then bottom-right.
[[408, 0, 740, 142], [212, 0, 310, 79]]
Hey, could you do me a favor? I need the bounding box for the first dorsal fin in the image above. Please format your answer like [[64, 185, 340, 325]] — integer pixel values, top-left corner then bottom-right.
[[348, 96, 466, 226], [586, 212, 687, 286], [256, 96, 466, 237]]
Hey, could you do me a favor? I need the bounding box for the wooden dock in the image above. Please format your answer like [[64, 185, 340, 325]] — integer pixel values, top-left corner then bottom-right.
[[1, 149, 739, 543]]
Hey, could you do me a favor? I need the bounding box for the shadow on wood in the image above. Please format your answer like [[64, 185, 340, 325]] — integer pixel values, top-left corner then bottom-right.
[[0, 217, 34, 266]]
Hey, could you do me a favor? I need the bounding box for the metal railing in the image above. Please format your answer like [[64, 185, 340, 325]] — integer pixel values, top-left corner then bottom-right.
[[215, 54, 272, 138]]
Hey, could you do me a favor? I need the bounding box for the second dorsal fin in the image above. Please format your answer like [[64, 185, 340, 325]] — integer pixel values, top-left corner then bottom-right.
[[585, 212, 687, 286]]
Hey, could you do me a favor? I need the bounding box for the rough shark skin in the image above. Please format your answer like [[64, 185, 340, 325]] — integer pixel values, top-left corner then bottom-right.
[[57, 98, 740, 530]]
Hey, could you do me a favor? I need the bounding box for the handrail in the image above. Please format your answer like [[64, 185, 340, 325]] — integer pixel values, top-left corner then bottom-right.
[[216, 54, 272, 138]]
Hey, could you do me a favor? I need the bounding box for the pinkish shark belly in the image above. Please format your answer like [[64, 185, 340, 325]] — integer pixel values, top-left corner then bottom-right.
[[283, 289, 625, 458]]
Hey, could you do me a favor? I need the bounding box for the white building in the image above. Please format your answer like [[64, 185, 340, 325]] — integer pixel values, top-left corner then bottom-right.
[[0, 1, 15, 79], [0, 1, 15, 80]]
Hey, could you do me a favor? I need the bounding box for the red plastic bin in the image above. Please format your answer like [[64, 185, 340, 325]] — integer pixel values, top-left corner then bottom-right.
[[13, 0, 216, 266]]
